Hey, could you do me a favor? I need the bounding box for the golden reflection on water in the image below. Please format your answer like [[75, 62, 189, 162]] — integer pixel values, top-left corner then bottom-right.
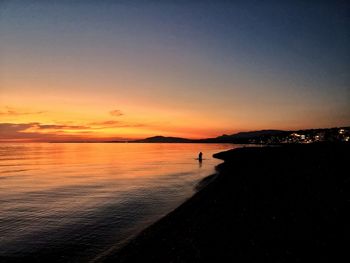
[[1, 143, 232, 191], [0, 143, 237, 259]]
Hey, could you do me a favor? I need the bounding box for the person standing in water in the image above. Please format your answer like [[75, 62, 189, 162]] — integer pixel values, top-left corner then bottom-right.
[[198, 152, 203, 162]]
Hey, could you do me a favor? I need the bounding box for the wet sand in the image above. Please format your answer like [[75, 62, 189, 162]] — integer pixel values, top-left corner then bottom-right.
[[100, 143, 347, 262]]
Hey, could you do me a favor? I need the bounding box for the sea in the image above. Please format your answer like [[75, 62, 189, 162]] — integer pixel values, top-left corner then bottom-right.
[[0, 143, 238, 262]]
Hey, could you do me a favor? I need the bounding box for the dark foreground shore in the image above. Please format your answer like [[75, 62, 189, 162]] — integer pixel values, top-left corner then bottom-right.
[[100, 143, 347, 263]]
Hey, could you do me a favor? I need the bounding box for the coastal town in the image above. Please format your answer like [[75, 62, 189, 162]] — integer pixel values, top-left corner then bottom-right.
[[130, 127, 350, 145], [248, 127, 350, 145]]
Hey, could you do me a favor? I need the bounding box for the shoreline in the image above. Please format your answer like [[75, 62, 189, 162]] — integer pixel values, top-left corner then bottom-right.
[[93, 163, 223, 263], [98, 143, 347, 262], [91, 171, 221, 263]]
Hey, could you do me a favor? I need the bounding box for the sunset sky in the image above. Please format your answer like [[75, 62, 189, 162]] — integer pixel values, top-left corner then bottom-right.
[[1, 1, 349, 141]]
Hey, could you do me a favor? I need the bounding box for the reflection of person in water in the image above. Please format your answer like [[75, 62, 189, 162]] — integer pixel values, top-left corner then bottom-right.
[[198, 152, 203, 162]]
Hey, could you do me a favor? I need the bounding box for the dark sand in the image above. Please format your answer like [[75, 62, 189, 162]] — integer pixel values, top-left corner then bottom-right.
[[101, 143, 347, 263]]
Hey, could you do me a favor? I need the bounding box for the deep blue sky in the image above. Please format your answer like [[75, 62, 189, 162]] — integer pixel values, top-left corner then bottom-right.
[[0, 0, 349, 139]]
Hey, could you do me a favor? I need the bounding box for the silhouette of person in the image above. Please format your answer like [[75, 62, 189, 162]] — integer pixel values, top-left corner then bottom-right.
[[198, 152, 203, 162]]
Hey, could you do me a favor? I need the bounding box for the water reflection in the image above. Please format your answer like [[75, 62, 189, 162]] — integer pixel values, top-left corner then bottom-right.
[[0, 143, 237, 262]]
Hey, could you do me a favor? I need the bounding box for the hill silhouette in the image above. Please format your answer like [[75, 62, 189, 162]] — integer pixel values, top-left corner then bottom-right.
[[129, 130, 287, 143], [128, 127, 349, 144], [132, 136, 193, 143]]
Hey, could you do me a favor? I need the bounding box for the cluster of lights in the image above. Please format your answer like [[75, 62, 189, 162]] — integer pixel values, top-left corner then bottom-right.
[[249, 128, 349, 145]]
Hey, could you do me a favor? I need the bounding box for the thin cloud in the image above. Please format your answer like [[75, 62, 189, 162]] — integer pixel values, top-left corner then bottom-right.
[[0, 107, 45, 116], [0, 121, 147, 141], [0, 123, 73, 141], [35, 124, 90, 130], [0, 122, 90, 137], [0, 123, 35, 133], [0, 122, 103, 142], [89, 120, 121, 126], [109, 109, 124, 117], [89, 120, 146, 128]]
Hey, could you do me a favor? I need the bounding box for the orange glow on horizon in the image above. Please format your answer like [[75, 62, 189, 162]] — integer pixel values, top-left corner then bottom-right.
[[1, 99, 347, 142], [1, 1, 349, 143], [0, 102, 236, 141]]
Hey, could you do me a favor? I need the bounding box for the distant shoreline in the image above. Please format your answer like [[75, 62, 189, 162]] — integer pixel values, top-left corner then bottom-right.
[[98, 142, 347, 262], [2, 126, 347, 144]]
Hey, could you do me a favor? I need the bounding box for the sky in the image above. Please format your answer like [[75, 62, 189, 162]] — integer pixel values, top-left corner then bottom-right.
[[1, 0, 349, 141]]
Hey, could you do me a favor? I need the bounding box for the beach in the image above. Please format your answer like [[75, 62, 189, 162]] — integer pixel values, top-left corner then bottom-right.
[[100, 143, 347, 262]]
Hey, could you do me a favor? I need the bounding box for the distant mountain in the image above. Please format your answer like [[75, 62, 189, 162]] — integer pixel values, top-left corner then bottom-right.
[[132, 136, 193, 143], [223, 130, 287, 139], [131, 130, 289, 143], [214, 130, 288, 142], [130, 127, 349, 144]]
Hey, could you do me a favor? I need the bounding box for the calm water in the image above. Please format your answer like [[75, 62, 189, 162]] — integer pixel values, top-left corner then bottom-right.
[[0, 143, 237, 262]]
